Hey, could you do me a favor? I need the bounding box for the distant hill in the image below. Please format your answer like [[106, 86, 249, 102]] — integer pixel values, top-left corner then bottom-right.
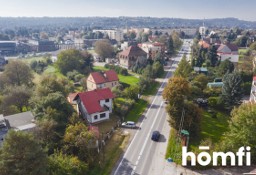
[[0, 17, 255, 29]]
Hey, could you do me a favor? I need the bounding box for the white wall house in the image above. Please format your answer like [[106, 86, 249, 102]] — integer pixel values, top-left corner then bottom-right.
[[74, 88, 114, 124]]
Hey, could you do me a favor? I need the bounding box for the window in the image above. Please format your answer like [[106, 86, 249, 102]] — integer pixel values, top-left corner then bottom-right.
[[94, 115, 98, 120], [100, 113, 106, 118], [105, 99, 109, 102]]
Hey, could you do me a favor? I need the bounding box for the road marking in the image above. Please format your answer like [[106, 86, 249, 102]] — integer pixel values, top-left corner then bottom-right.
[[113, 63, 172, 175], [132, 101, 164, 175]]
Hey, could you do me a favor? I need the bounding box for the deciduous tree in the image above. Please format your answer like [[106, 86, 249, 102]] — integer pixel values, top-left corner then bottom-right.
[[94, 40, 114, 60], [221, 72, 243, 110], [48, 151, 88, 175], [0, 131, 48, 175]]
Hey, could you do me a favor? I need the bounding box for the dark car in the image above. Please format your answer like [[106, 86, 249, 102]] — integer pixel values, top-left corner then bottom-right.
[[151, 131, 160, 141]]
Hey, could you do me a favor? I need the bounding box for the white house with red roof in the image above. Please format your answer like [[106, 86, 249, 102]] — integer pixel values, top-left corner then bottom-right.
[[74, 88, 114, 123], [87, 70, 119, 91], [249, 76, 256, 103], [217, 43, 239, 63]]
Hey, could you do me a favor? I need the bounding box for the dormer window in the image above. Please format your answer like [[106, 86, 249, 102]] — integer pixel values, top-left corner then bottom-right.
[[105, 99, 109, 102]]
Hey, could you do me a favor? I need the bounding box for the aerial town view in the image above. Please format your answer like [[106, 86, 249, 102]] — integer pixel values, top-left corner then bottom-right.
[[1, 0, 256, 175]]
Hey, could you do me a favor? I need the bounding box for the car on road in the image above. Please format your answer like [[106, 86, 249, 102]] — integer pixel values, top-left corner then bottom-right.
[[121, 121, 136, 128], [151, 131, 160, 141]]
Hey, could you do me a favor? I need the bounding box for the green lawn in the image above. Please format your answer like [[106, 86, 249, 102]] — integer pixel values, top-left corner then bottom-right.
[[126, 99, 148, 122], [93, 66, 108, 72], [43, 65, 66, 78], [200, 110, 229, 142], [190, 109, 229, 150], [239, 48, 249, 55], [21, 56, 45, 64], [118, 74, 139, 86]]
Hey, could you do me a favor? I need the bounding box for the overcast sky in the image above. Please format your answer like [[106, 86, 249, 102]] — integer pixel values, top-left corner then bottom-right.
[[0, 0, 255, 21]]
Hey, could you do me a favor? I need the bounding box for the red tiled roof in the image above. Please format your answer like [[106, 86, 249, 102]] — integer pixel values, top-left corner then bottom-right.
[[90, 70, 119, 84], [226, 43, 238, 52], [75, 88, 114, 114], [67, 93, 78, 103], [198, 40, 210, 49], [119, 45, 147, 57], [253, 76, 256, 81], [105, 70, 119, 82]]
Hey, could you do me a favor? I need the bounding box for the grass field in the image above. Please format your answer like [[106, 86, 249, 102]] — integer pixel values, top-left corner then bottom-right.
[[190, 109, 229, 150], [21, 56, 45, 64], [200, 110, 229, 142]]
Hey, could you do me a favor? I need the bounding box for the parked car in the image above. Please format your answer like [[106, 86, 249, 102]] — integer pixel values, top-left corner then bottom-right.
[[151, 130, 160, 141], [121, 121, 136, 128]]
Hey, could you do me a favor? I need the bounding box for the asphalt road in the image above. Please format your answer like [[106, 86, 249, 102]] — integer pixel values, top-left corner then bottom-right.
[[113, 40, 192, 175]]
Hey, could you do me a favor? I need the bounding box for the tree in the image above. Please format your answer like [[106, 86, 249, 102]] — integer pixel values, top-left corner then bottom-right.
[[34, 118, 60, 153], [219, 103, 256, 163], [221, 72, 243, 110], [163, 76, 190, 105], [3, 60, 33, 86], [32, 92, 74, 124], [152, 61, 164, 78], [207, 45, 218, 66], [163, 77, 201, 137], [249, 41, 256, 51], [217, 59, 234, 76], [35, 75, 73, 97], [48, 151, 88, 175], [124, 85, 140, 100], [166, 36, 174, 55], [56, 49, 93, 75], [172, 31, 182, 50], [192, 74, 208, 90], [94, 40, 114, 60], [0, 131, 48, 175], [1, 85, 32, 114], [63, 122, 96, 164], [174, 54, 192, 78]]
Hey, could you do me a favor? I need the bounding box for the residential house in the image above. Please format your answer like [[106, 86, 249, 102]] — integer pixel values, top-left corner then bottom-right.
[[67, 92, 78, 105], [74, 88, 114, 124], [0, 111, 36, 147], [118, 45, 147, 69], [217, 43, 239, 63], [138, 42, 165, 59], [249, 76, 256, 103], [87, 70, 119, 91]]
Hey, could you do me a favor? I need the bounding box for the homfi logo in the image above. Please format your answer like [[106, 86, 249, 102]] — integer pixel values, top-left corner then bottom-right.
[[182, 146, 251, 166]]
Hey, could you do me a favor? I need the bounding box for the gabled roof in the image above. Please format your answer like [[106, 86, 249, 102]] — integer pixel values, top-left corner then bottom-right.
[[4, 111, 36, 131], [198, 40, 210, 49], [90, 70, 119, 84], [67, 93, 78, 103], [217, 43, 238, 53], [225, 43, 238, 52], [74, 88, 114, 114], [119, 45, 147, 57]]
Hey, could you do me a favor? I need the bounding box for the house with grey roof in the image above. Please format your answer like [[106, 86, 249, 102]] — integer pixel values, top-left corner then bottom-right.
[[0, 111, 36, 147]]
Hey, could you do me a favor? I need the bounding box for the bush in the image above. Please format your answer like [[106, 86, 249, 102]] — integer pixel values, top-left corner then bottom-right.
[[104, 64, 128, 76], [208, 96, 225, 110], [114, 98, 135, 116], [242, 82, 252, 95], [203, 87, 222, 97]]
